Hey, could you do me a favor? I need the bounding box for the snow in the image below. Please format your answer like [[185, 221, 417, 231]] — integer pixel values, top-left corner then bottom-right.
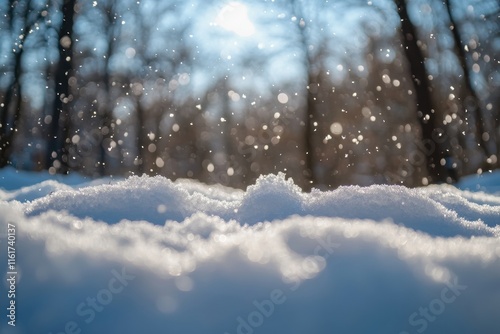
[[1, 169, 500, 334]]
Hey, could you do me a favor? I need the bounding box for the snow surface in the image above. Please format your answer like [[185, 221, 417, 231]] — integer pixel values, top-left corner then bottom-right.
[[1, 169, 500, 334]]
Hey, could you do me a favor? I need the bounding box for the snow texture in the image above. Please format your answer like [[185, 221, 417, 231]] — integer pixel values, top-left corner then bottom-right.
[[1, 169, 500, 334]]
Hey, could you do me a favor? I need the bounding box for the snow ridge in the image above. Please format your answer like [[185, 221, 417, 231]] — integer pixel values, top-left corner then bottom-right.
[[23, 173, 499, 236], [1, 172, 499, 334]]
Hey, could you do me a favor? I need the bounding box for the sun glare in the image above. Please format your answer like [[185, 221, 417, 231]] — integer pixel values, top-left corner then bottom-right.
[[215, 2, 255, 37]]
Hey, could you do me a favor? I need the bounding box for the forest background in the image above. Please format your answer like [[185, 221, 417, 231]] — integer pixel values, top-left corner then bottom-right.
[[0, 0, 499, 190]]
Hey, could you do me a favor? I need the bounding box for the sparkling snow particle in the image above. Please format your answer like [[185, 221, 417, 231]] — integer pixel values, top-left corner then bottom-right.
[[157, 204, 167, 214], [277, 93, 289, 104], [330, 122, 343, 135]]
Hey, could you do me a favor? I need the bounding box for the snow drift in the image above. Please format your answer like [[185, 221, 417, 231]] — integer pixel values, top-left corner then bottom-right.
[[1, 170, 500, 334]]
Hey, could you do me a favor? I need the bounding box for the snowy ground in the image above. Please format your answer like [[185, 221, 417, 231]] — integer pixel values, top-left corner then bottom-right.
[[1, 168, 500, 334]]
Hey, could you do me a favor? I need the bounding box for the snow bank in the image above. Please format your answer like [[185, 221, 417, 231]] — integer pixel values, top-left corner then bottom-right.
[[1, 171, 500, 334]]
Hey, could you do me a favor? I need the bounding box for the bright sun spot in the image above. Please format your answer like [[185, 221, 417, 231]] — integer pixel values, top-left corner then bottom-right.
[[215, 2, 255, 37]]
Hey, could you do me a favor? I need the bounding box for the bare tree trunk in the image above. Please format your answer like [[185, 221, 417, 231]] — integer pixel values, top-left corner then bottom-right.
[[219, 78, 233, 186], [98, 3, 120, 175], [304, 70, 318, 188], [0, 46, 23, 168], [291, 0, 316, 190], [396, 0, 449, 183], [444, 0, 493, 169], [0, 0, 33, 167], [136, 97, 146, 175], [46, 0, 76, 173]]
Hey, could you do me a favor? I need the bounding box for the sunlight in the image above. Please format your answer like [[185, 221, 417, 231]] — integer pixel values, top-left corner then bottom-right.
[[215, 2, 255, 37]]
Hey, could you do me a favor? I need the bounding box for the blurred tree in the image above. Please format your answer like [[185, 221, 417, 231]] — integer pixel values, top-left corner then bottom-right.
[[395, 0, 449, 183], [444, 0, 491, 169], [46, 0, 76, 173], [290, 0, 319, 188], [0, 0, 45, 167], [97, 0, 120, 175]]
